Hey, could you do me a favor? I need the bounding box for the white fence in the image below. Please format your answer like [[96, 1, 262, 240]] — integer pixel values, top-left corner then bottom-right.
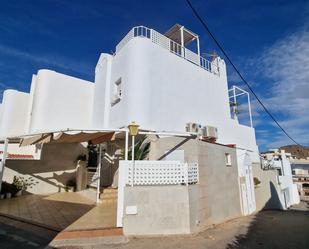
[[126, 161, 199, 186], [117, 160, 199, 227], [115, 26, 219, 75]]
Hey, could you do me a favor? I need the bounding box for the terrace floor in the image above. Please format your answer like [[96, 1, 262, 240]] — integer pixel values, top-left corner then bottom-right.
[[0, 191, 117, 232]]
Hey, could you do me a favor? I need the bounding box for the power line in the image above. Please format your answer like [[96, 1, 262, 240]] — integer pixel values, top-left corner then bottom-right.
[[185, 0, 303, 147]]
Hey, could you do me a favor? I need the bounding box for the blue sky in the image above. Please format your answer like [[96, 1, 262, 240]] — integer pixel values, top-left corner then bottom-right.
[[0, 0, 308, 151]]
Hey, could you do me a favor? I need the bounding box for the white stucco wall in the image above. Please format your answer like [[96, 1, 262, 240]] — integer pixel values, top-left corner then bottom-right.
[[28, 69, 94, 133], [0, 90, 30, 138], [95, 36, 259, 161]]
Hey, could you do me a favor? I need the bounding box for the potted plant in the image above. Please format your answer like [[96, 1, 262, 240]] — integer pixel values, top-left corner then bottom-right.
[[253, 177, 261, 188], [12, 176, 35, 196], [64, 179, 76, 192], [1, 181, 14, 199]]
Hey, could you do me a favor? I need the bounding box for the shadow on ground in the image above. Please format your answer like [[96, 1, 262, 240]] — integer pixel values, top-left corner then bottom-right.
[[0, 192, 95, 231], [227, 199, 309, 249]]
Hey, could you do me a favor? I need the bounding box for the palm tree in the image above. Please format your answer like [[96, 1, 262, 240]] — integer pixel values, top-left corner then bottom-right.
[[122, 136, 150, 160]]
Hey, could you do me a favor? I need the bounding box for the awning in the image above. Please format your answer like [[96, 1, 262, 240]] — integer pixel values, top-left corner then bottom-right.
[[19, 130, 116, 147], [165, 24, 198, 45]]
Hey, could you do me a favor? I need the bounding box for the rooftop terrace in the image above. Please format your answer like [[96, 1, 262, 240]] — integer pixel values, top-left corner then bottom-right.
[[115, 25, 220, 76]]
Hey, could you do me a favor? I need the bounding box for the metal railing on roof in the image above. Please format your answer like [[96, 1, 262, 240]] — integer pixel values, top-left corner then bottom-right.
[[116, 26, 219, 75]]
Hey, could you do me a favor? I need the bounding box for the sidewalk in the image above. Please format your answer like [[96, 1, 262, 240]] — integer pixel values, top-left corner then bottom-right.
[[53, 200, 309, 249]]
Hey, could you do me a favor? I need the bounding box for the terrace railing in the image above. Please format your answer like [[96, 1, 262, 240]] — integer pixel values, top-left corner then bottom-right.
[[116, 26, 219, 75], [125, 161, 199, 186]]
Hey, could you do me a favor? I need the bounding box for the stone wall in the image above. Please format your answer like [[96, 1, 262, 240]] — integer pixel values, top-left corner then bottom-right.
[[122, 137, 242, 235]]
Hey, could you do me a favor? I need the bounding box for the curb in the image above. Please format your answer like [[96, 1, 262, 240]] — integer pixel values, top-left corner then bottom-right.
[[0, 212, 60, 232], [50, 228, 128, 247]]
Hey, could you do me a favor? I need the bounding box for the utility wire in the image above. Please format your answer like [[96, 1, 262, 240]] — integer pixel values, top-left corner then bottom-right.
[[185, 0, 303, 147]]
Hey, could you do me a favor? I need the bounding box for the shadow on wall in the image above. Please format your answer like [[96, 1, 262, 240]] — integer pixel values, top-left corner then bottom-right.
[[156, 137, 192, 160], [4, 143, 87, 192], [226, 190, 309, 249], [263, 182, 283, 210]]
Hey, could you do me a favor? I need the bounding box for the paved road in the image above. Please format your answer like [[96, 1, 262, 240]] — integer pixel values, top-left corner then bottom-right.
[[1, 201, 308, 249], [0, 215, 57, 249], [60, 200, 309, 249]]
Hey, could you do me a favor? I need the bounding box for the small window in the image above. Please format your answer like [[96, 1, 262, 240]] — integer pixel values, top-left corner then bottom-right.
[[277, 168, 282, 176], [111, 78, 122, 106], [225, 153, 232, 166]]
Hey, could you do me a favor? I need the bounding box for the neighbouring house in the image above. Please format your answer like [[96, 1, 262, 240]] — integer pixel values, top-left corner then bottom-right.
[[290, 157, 309, 196], [257, 149, 300, 210], [0, 24, 288, 236]]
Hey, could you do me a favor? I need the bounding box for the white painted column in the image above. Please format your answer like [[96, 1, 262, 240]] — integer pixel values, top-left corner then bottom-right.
[[180, 26, 184, 57], [247, 93, 253, 127], [196, 36, 200, 58], [96, 144, 102, 204], [233, 86, 238, 121], [125, 130, 129, 161], [0, 138, 8, 193], [131, 135, 135, 187]]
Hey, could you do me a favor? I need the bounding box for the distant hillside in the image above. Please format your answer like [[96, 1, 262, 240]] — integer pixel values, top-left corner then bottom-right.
[[280, 145, 309, 159]]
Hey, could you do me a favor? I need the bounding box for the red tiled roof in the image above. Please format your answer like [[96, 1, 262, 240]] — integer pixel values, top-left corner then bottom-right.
[[0, 151, 34, 159]]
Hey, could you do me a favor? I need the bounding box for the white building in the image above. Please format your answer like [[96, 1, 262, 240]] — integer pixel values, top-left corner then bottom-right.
[[290, 158, 309, 196], [0, 24, 263, 234], [261, 149, 300, 209]]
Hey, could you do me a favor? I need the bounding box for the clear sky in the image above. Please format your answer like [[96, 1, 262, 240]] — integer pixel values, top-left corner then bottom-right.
[[0, 0, 308, 151]]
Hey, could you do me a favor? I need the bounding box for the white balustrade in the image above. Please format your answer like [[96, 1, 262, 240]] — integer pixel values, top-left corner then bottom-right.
[[124, 160, 199, 186], [115, 26, 219, 75]]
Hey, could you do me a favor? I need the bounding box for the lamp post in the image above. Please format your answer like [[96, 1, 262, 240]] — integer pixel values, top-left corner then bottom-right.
[[128, 122, 139, 187]]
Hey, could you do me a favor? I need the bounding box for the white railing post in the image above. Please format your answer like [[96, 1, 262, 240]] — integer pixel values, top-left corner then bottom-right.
[[247, 92, 253, 127], [96, 144, 102, 204]]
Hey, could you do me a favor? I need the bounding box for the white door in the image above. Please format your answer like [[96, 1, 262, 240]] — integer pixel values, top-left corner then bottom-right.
[[244, 153, 256, 214], [241, 183, 249, 215]]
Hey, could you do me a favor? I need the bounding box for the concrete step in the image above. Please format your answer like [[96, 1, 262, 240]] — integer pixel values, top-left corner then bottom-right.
[[78, 188, 118, 203], [100, 188, 118, 201], [50, 228, 128, 247], [101, 188, 118, 195]]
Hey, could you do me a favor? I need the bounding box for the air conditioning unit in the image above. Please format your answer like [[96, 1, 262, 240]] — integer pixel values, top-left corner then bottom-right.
[[185, 122, 201, 133], [201, 126, 218, 140]]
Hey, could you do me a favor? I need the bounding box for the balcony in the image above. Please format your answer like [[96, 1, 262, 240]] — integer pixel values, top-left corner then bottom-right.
[[115, 26, 219, 75]]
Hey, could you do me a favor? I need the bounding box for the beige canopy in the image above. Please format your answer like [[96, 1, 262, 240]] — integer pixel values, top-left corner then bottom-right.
[[165, 24, 198, 45], [19, 131, 115, 147]]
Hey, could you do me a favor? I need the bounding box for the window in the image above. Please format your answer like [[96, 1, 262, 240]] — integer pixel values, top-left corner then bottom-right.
[[225, 153, 232, 166], [111, 78, 122, 106], [277, 168, 282, 176]]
